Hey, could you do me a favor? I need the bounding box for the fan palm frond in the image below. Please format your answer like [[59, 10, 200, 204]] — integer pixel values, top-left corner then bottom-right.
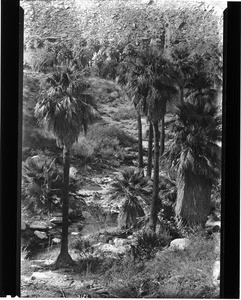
[[35, 69, 97, 148], [118, 195, 145, 229], [164, 102, 221, 181]]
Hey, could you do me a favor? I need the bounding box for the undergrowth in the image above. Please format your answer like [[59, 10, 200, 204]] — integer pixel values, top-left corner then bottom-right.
[[21, 228, 218, 298], [72, 124, 136, 166], [112, 107, 137, 121]]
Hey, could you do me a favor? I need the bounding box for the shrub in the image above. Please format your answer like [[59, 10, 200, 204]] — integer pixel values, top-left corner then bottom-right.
[[72, 125, 136, 166], [112, 108, 137, 121], [24, 47, 57, 72], [144, 231, 218, 298], [23, 73, 60, 156], [87, 124, 136, 147], [71, 237, 94, 256], [130, 231, 171, 260], [22, 151, 78, 214], [102, 255, 145, 297]]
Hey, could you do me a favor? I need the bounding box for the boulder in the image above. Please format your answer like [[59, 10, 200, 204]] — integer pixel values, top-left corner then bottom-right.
[[113, 237, 127, 247], [206, 220, 221, 230], [86, 165, 92, 171], [54, 212, 62, 217], [52, 237, 61, 244], [50, 216, 63, 224], [21, 221, 27, 231], [213, 260, 220, 285], [71, 232, 80, 236], [34, 230, 48, 239], [69, 166, 78, 179], [124, 147, 134, 152], [31, 272, 48, 280], [170, 238, 191, 250], [31, 259, 52, 266], [30, 221, 48, 231], [109, 91, 119, 99], [82, 211, 92, 220], [142, 141, 148, 149], [111, 160, 121, 168]]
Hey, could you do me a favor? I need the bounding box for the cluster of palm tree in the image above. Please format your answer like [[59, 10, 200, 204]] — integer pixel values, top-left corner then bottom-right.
[[116, 43, 221, 231], [34, 40, 221, 267], [117, 42, 179, 232]]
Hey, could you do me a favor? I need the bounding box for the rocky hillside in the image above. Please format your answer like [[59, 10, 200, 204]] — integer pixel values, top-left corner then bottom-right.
[[21, 0, 226, 49]]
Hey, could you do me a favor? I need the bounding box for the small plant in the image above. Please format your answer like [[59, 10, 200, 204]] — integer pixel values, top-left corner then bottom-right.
[[109, 168, 151, 229], [130, 231, 170, 260], [72, 237, 94, 257], [72, 237, 108, 274]]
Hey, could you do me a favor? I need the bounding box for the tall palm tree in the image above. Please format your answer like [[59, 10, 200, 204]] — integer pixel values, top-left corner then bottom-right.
[[35, 67, 97, 267], [136, 48, 178, 233], [164, 101, 221, 227], [117, 43, 145, 170], [119, 44, 178, 232], [146, 121, 153, 178]]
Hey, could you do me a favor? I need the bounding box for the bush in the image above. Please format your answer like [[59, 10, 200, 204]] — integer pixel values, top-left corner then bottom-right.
[[72, 237, 116, 274], [22, 72, 60, 156], [130, 231, 171, 260], [22, 151, 78, 214], [72, 124, 136, 166], [24, 47, 57, 72], [143, 231, 218, 298], [87, 124, 136, 147], [112, 107, 137, 121], [72, 237, 94, 256], [102, 255, 145, 297]]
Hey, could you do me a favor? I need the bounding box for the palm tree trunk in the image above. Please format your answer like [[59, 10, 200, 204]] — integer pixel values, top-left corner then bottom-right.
[[137, 112, 144, 169], [147, 121, 160, 233], [147, 122, 153, 178], [160, 116, 165, 156], [55, 146, 74, 268], [175, 170, 212, 228]]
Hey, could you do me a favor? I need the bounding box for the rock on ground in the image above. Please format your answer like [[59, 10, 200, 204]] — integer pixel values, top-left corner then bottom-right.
[[170, 238, 191, 250], [30, 221, 48, 230], [213, 260, 220, 286], [34, 230, 48, 239], [21, 221, 27, 231]]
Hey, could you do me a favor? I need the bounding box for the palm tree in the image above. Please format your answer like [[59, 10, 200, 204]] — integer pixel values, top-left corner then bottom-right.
[[136, 48, 178, 233], [118, 44, 178, 232], [35, 67, 97, 268], [164, 101, 221, 227], [146, 121, 153, 178], [117, 43, 145, 170], [109, 168, 151, 229]]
